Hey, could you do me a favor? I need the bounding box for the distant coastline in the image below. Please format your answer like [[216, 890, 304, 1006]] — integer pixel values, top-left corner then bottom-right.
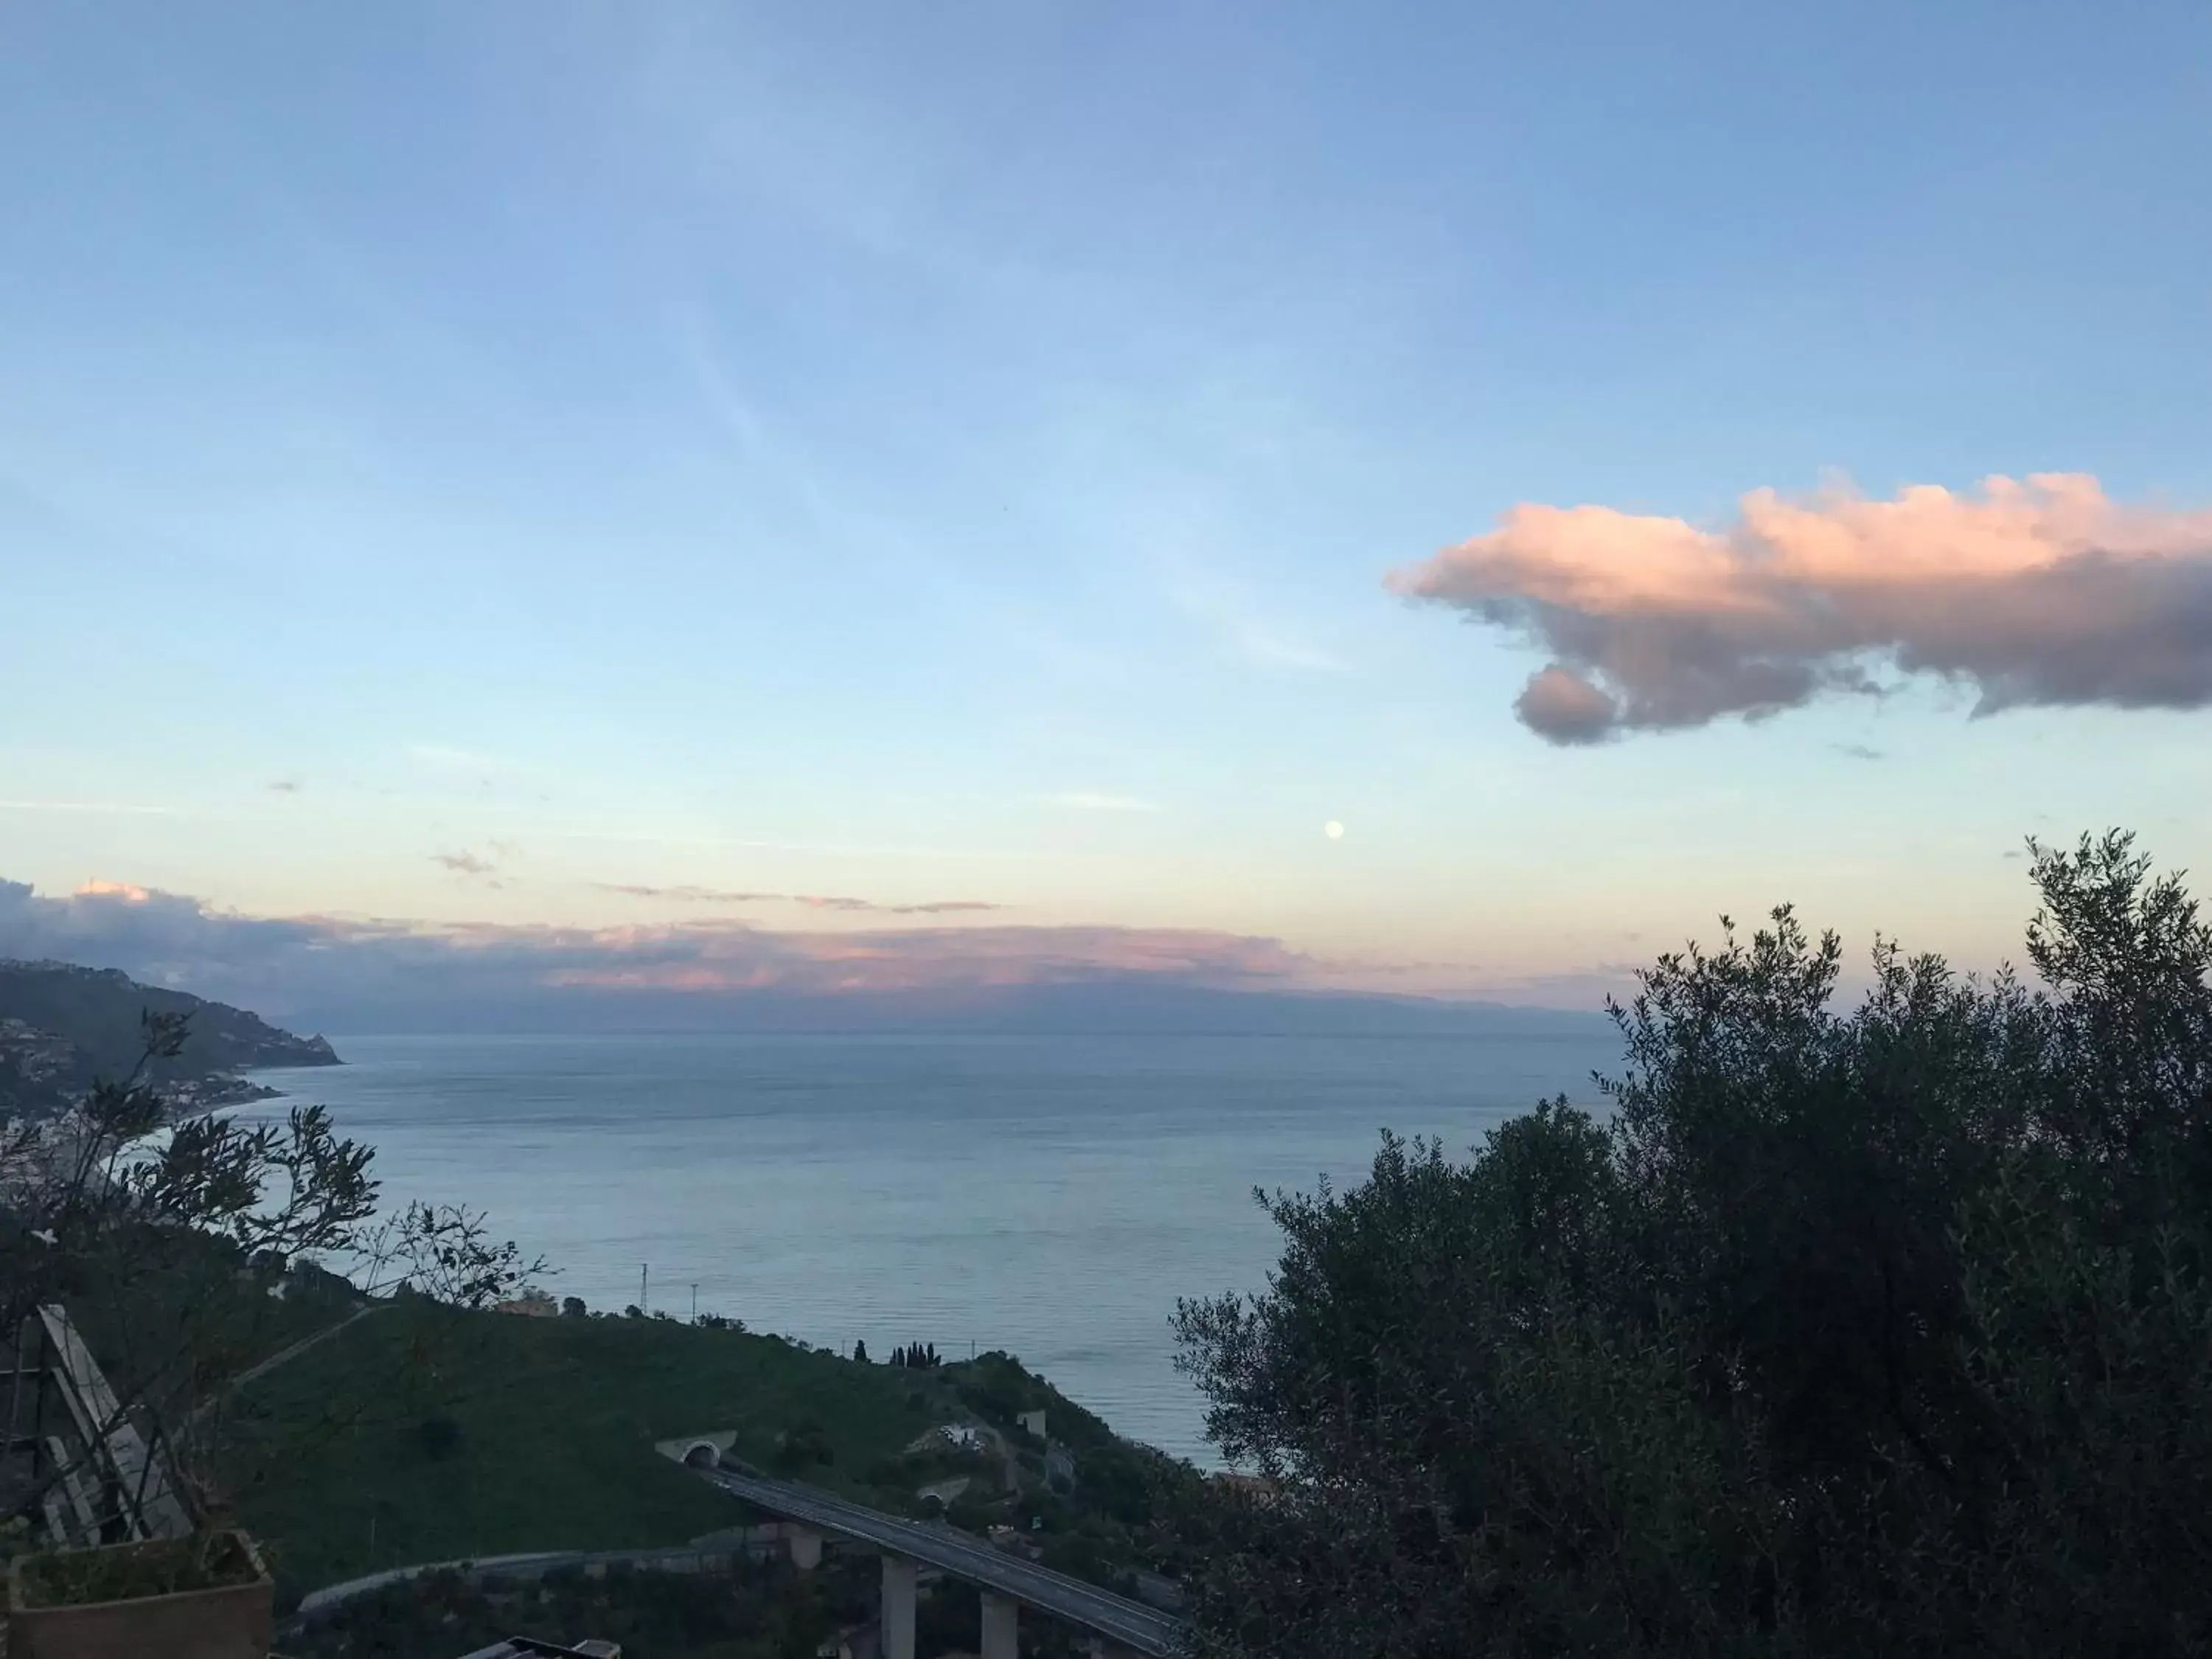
[[278, 982, 1614, 1042]]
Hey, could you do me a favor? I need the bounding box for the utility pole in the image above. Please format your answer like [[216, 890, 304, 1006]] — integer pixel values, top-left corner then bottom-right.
[[641, 1263, 649, 1314], [691, 1283, 699, 1323]]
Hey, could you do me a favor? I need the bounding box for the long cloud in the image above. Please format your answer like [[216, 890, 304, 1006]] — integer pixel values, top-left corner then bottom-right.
[[0, 878, 1311, 1022], [1388, 473, 2212, 744], [593, 883, 1001, 915]]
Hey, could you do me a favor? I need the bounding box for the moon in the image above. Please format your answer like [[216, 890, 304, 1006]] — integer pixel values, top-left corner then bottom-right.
[[1324, 820, 1345, 840]]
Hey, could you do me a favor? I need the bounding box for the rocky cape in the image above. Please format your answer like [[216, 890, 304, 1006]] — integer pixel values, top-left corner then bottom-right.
[[0, 958, 340, 1120]]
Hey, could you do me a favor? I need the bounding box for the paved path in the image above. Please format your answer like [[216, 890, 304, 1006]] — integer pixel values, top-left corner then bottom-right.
[[228, 1303, 387, 1395], [692, 1461, 1185, 1657]]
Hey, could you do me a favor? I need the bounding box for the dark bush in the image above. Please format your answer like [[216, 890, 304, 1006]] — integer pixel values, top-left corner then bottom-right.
[[414, 1415, 462, 1460], [1175, 832, 2212, 1659], [771, 1421, 834, 1472], [946, 1493, 997, 1533]]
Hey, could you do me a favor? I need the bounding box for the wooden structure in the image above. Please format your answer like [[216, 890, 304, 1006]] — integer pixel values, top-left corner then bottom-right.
[[1, 1304, 193, 1547]]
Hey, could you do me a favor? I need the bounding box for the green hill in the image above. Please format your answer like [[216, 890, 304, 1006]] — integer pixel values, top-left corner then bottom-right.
[[231, 1301, 1189, 1603]]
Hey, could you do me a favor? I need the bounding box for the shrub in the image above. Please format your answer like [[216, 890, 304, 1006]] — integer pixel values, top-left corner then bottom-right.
[[771, 1422, 833, 1472], [1175, 832, 2212, 1658]]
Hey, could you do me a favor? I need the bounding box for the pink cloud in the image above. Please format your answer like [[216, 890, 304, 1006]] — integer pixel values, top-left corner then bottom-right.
[[596, 883, 1001, 916], [595, 883, 784, 903], [1389, 473, 2212, 742], [74, 879, 152, 902], [532, 922, 1309, 994], [0, 877, 1317, 1012]]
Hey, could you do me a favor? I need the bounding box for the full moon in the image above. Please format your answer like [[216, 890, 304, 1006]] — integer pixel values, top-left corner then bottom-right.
[[1324, 820, 1345, 840]]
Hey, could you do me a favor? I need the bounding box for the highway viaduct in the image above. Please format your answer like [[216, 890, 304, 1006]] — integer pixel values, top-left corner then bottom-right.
[[664, 1438, 1185, 1659]]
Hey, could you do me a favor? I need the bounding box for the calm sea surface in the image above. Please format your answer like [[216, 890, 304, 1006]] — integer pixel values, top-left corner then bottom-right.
[[243, 1029, 1618, 1463]]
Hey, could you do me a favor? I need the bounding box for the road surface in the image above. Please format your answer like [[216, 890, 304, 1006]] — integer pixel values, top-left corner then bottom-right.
[[693, 1460, 1185, 1657]]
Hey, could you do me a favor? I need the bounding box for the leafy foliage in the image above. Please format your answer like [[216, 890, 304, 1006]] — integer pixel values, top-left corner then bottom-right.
[[1173, 832, 2212, 1658], [1, 1010, 540, 1538], [15, 1529, 262, 1608]]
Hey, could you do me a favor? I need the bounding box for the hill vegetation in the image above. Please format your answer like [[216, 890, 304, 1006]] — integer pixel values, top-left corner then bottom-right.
[[232, 1299, 1191, 1604]]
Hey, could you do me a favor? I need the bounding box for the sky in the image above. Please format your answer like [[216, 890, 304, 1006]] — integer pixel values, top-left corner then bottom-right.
[[3, 1, 2210, 1015]]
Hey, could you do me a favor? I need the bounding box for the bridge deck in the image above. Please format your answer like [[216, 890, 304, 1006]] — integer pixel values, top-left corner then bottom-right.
[[690, 1461, 1184, 1657]]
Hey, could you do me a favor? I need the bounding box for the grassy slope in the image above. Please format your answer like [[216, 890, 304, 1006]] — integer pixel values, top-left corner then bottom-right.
[[234, 1303, 966, 1596]]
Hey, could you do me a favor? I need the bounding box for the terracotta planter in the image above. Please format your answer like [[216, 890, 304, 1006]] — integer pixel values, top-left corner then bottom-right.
[[7, 1531, 273, 1659]]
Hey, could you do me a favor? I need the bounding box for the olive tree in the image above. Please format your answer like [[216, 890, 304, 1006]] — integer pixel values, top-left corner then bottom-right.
[[1, 1013, 540, 1536], [1174, 832, 2212, 1658]]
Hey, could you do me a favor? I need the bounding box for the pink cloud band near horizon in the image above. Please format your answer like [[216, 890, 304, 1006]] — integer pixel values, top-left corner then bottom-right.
[[1, 875, 1619, 1015], [4, 875, 1317, 1007]]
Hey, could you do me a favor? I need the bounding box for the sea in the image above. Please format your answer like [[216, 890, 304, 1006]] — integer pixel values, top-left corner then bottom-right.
[[241, 1028, 1619, 1464]]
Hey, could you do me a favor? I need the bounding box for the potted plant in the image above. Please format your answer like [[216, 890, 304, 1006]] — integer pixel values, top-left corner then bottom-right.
[[7, 1528, 271, 1659]]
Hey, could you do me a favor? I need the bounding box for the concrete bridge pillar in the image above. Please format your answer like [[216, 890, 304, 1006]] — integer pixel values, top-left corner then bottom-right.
[[786, 1525, 823, 1571], [880, 1554, 917, 1659], [980, 1590, 1018, 1659]]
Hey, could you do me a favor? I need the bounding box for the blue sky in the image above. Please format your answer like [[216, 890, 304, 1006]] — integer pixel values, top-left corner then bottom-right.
[[4, 1, 2209, 1006]]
